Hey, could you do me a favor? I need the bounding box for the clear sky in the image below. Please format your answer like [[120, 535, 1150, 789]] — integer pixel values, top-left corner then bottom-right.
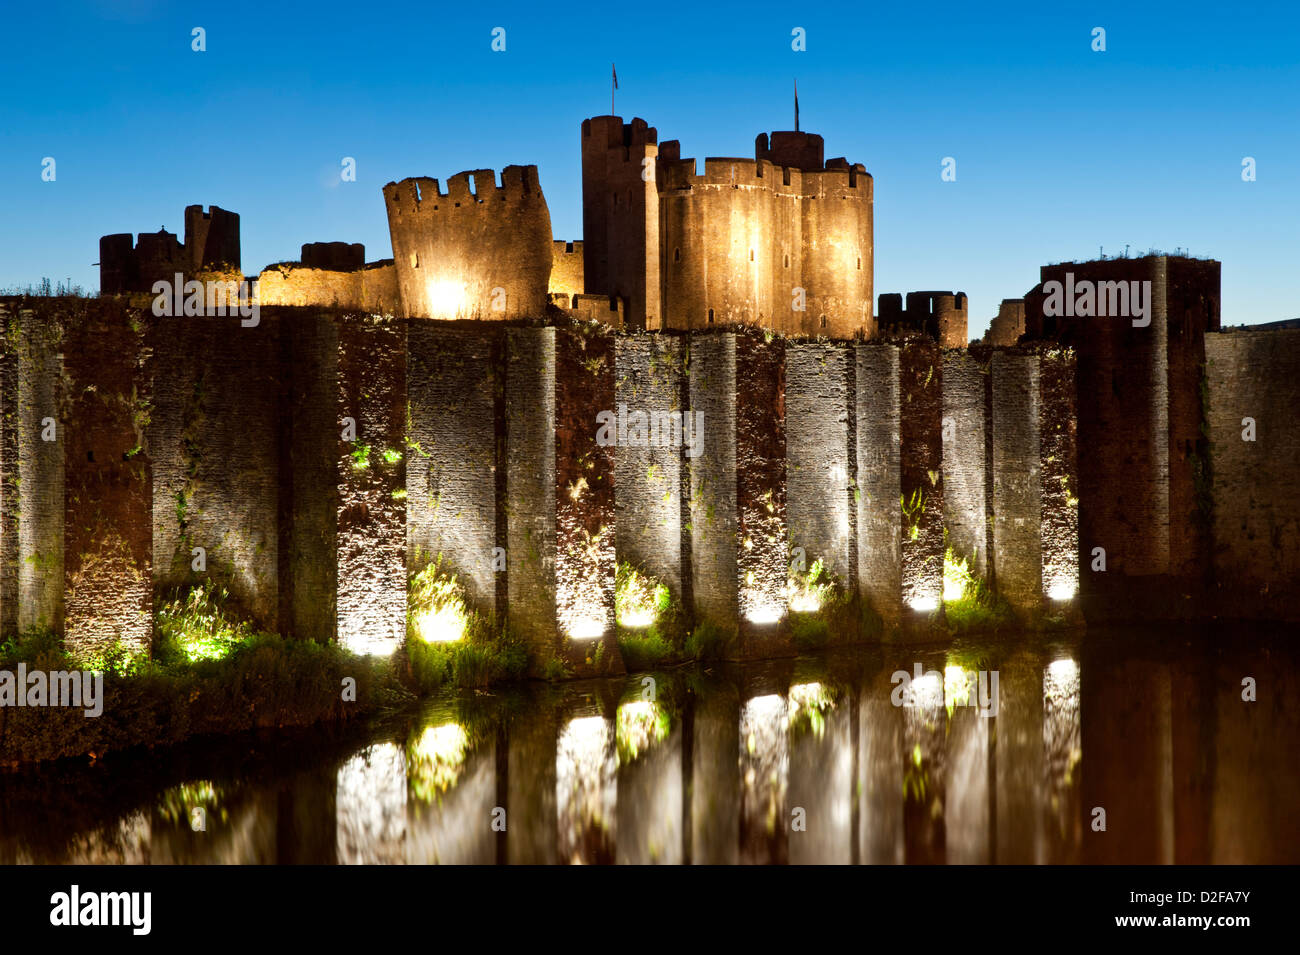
[[2, 0, 1296, 334]]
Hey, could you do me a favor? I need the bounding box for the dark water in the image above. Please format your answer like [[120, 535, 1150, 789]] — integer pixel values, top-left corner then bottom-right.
[[2, 626, 1297, 864]]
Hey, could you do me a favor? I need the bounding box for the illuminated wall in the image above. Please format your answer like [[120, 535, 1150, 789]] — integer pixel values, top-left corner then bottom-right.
[[506, 326, 623, 675], [613, 335, 687, 599], [257, 261, 399, 315], [786, 341, 855, 586], [855, 343, 902, 628], [942, 350, 989, 580], [549, 240, 585, 303], [1039, 348, 1080, 609], [898, 340, 945, 621], [991, 350, 1043, 616], [407, 323, 502, 616], [22, 297, 1300, 661], [383, 166, 552, 321], [553, 326, 619, 672], [7, 308, 64, 634], [688, 332, 790, 655], [505, 326, 557, 657], [149, 313, 283, 633], [335, 316, 407, 656], [61, 305, 152, 656], [687, 333, 739, 632], [580, 117, 662, 331]]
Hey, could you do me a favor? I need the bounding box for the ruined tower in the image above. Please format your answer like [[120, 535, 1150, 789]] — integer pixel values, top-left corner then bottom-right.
[[382, 165, 552, 320], [99, 204, 241, 294]]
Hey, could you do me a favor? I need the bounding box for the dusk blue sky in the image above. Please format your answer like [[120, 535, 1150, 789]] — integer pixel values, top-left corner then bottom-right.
[[2, 0, 1296, 334]]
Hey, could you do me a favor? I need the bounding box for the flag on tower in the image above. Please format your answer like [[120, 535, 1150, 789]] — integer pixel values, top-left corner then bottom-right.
[[794, 79, 800, 132], [612, 63, 618, 115]]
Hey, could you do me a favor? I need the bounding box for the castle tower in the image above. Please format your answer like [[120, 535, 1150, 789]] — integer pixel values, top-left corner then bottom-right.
[[183, 205, 241, 272], [382, 165, 552, 320], [877, 291, 968, 347], [595, 117, 872, 339], [98, 204, 240, 294], [580, 116, 662, 330], [1022, 254, 1221, 620]]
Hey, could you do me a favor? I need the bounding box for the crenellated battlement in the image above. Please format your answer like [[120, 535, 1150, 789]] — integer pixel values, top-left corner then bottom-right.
[[658, 153, 870, 195], [582, 115, 658, 158], [383, 165, 543, 220]]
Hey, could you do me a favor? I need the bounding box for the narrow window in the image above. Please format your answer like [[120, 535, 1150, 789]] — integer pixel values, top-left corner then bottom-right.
[[410, 253, 419, 269], [707, 308, 715, 325], [819, 314, 827, 328], [674, 247, 681, 263], [783, 253, 790, 268], [749, 249, 755, 262], [856, 256, 861, 270]]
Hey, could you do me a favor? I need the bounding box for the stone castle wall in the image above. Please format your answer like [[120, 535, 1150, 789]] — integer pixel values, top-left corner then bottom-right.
[[1, 298, 1293, 666], [257, 261, 398, 315]]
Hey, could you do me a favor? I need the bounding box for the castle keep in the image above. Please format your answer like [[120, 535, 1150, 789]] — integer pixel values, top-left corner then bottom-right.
[[580, 117, 874, 337]]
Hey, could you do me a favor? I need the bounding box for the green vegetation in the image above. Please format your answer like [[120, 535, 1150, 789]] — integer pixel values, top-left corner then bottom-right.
[[788, 557, 858, 650], [350, 443, 371, 470], [405, 554, 529, 692], [683, 619, 730, 661], [902, 488, 926, 541], [0, 620, 404, 765], [613, 562, 684, 670], [942, 547, 1010, 632], [616, 700, 671, 765], [155, 580, 252, 665]]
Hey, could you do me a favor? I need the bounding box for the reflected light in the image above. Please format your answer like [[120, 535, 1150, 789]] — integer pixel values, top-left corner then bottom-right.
[[944, 664, 973, 707], [1048, 657, 1079, 682], [908, 672, 944, 709], [616, 700, 668, 763], [409, 723, 469, 796]]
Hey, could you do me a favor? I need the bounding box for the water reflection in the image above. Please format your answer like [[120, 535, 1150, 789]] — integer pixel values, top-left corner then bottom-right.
[[1, 627, 1297, 864]]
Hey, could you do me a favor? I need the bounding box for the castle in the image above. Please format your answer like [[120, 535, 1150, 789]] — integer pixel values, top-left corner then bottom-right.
[[97, 113, 952, 344], [44, 109, 1290, 676]]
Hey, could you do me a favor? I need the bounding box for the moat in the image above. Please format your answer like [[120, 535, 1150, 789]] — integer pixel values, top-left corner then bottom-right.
[[3, 624, 1295, 865]]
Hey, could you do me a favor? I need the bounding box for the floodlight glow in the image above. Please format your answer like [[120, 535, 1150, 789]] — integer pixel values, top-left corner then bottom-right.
[[567, 617, 606, 640], [1047, 580, 1076, 601]]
